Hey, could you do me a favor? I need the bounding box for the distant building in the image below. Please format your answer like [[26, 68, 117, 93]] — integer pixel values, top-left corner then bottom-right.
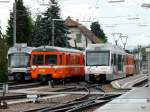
[[146, 47, 150, 75], [64, 16, 102, 49]]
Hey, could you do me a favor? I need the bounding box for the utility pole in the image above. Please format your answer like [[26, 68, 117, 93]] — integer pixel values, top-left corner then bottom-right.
[[51, 19, 64, 46], [120, 35, 128, 49], [13, 0, 16, 46], [112, 33, 122, 46], [51, 19, 55, 46]]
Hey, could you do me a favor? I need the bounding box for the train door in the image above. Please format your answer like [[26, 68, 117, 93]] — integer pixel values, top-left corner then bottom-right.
[[117, 54, 126, 79], [110, 53, 117, 80], [111, 53, 125, 80]]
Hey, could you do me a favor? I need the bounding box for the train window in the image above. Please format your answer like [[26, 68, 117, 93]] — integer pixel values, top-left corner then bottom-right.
[[83, 56, 85, 65], [66, 55, 70, 65], [114, 54, 116, 65], [76, 33, 82, 43], [76, 55, 78, 64], [86, 51, 109, 66], [111, 54, 114, 65], [73, 55, 76, 64], [77, 55, 80, 64], [45, 55, 57, 65], [33, 55, 44, 65], [27, 55, 31, 66], [59, 55, 62, 65], [124, 56, 127, 65], [9, 53, 29, 67], [118, 55, 123, 71], [70, 55, 74, 64]]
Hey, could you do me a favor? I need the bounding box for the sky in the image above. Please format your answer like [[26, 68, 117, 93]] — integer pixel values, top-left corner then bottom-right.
[[0, 0, 150, 48]]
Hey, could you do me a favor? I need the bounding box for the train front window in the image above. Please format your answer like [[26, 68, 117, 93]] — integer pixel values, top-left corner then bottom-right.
[[86, 51, 109, 66], [33, 55, 44, 65], [9, 53, 29, 67], [45, 55, 57, 65]]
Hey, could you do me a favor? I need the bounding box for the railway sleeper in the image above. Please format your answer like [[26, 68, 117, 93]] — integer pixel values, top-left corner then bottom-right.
[[66, 100, 109, 112]]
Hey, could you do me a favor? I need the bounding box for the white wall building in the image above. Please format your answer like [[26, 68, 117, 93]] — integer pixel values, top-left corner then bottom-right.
[[65, 16, 101, 49]]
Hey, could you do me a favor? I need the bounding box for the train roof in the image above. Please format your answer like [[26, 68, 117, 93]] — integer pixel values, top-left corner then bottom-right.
[[32, 46, 83, 53], [86, 43, 126, 54], [7, 43, 34, 55]]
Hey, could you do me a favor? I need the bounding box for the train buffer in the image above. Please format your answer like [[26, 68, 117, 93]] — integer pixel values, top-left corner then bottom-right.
[[111, 74, 148, 89]]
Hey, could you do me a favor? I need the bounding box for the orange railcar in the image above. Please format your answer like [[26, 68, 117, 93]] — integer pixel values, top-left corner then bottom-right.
[[124, 54, 135, 76], [30, 46, 84, 81]]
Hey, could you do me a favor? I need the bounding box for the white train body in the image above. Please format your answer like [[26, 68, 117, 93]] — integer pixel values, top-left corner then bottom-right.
[[85, 43, 126, 82], [7, 43, 34, 81]]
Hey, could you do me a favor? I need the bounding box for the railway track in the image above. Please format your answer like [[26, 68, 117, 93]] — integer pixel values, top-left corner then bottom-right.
[[0, 84, 87, 105], [0, 82, 42, 90], [22, 84, 121, 112], [0, 86, 80, 102]]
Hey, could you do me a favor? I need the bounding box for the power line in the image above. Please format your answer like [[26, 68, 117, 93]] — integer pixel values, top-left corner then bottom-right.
[[0, 0, 9, 3], [88, 0, 99, 21]]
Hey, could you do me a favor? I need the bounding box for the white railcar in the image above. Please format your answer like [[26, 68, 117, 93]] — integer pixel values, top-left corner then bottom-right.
[[7, 43, 34, 81], [85, 43, 126, 82]]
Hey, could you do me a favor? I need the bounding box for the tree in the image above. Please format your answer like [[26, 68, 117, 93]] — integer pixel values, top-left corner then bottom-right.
[[32, 0, 70, 47], [31, 15, 47, 47], [6, 0, 33, 47], [90, 21, 107, 43], [0, 38, 8, 83]]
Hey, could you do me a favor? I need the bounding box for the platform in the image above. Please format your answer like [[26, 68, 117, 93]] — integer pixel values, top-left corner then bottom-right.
[[111, 74, 148, 89], [95, 87, 150, 112]]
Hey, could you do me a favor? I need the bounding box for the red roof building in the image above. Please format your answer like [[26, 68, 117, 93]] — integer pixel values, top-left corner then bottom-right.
[[65, 16, 102, 49]]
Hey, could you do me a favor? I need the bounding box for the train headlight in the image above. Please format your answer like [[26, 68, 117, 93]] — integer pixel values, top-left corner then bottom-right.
[[31, 66, 36, 71], [8, 70, 11, 74]]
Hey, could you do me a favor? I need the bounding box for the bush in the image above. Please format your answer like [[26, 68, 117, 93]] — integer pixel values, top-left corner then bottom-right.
[[0, 38, 8, 83], [0, 69, 8, 83]]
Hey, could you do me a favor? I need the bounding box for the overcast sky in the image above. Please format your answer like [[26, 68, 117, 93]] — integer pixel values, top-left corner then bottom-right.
[[0, 0, 150, 48]]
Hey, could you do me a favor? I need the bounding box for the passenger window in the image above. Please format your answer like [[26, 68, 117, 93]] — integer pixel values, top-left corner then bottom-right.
[[45, 55, 57, 65], [33, 55, 44, 65], [73, 55, 76, 64], [114, 54, 116, 65], [66, 55, 70, 65], [118, 55, 123, 71], [111, 54, 114, 65], [59, 55, 62, 65]]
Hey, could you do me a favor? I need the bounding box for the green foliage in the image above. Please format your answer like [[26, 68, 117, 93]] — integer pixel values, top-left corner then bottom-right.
[[90, 21, 107, 43], [132, 46, 146, 61], [31, 0, 70, 47], [141, 47, 146, 61], [6, 0, 33, 47], [0, 38, 8, 83]]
